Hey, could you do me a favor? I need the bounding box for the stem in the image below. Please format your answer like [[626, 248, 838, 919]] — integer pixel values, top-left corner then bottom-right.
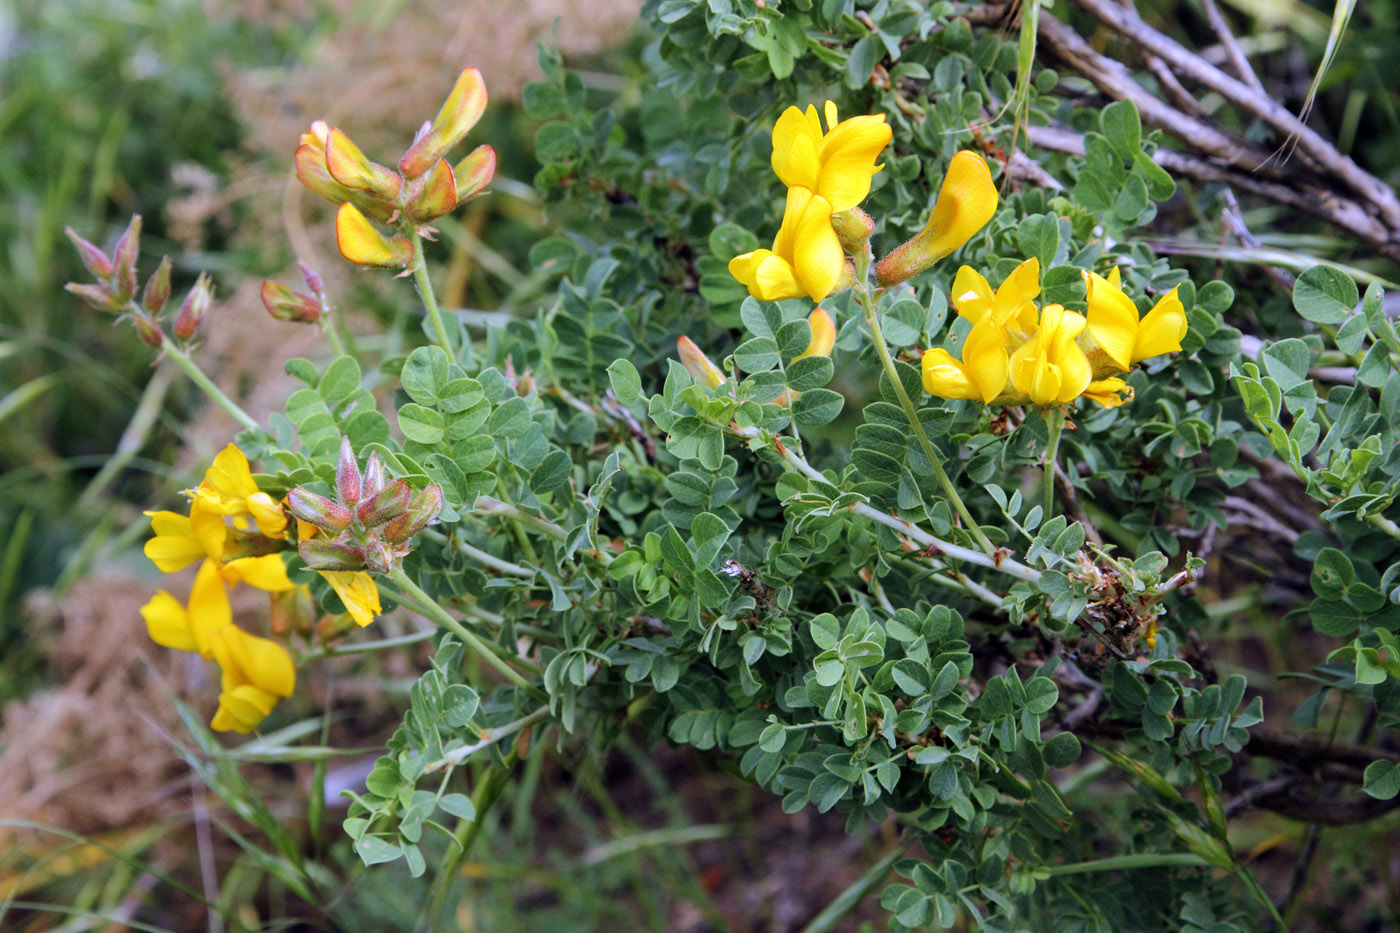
[[1042, 407, 1066, 516], [387, 568, 542, 697], [1045, 853, 1214, 876], [424, 706, 550, 773], [419, 747, 520, 931], [158, 334, 261, 434], [854, 278, 997, 557], [319, 307, 346, 358], [74, 361, 174, 512], [407, 229, 454, 357]]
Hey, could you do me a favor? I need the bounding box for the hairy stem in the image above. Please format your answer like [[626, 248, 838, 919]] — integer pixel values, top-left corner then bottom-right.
[[159, 333, 262, 434], [407, 229, 454, 356]]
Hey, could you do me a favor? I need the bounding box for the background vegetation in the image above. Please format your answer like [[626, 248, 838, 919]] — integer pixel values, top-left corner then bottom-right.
[[4, 0, 1400, 930]]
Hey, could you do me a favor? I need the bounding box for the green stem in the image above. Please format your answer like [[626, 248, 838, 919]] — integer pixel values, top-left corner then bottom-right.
[[855, 282, 997, 557], [1045, 853, 1214, 876], [74, 361, 174, 512], [159, 333, 261, 434], [406, 229, 454, 357], [319, 307, 346, 358], [801, 844, 905, 933], [419, 748, 520, 931], [387, 568, 542, 697], [1042, 406, 1066, 517]]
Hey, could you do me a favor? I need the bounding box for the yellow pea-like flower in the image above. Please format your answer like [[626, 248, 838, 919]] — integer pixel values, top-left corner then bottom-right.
[[951, 257, 1041, 338], [1010, 304, 1094, 406], [921, 316, 1013, 404], [729, 186, 843, 302], [795, 308, 837, 359], [677, 336, 727, 390], [771, 101, 892, 213], [335, 203, 414, 268], [876, 151, 999, 287], [210, 624, 296, 734], [1084, 269, 1189, 371], [321, 570, 382, 628]]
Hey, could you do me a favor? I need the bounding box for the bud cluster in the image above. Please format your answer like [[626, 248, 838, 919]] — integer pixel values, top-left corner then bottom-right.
[[65, 215, 214, 348], [294, 67, 497, 268], [289, 437, 444, 574]]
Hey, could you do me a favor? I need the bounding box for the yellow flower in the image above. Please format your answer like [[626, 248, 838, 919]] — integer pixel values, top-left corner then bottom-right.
[[209, 624, 296, 734], [191, 443, 288, 537], [795, 308, 837, 359], [875, 151, 999, 286], [729, 186, 843, 302], [141, 556, 295, 660], [950, 258, 1041, 338], [1083, 377, 1134, 408], [771, 101, 892, 212], [321, 570, 381, 627], [677, 336, 727, 390], [144, 505, 226, 571], [921, 319, 1014, 404], [1010, 304, 1094, 406], [335, 203, 413, 268], [1084, 270, 1188, 371]]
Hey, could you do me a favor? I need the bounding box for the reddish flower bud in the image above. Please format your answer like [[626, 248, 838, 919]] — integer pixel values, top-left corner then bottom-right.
[[336, 436, 362, 506], [298, 260, 325, 297], [453, 144, 495, 202], [294, 122, 396, 222], [65, 227, 114, 279], [65, 282, 123, 312], [357, 478, 411, 527], [382, 484, 444, 543], [172, 273, 213, 341], [142, 256, 173, 315], [400, 67, 487, 179], [261, 280, 321, 324], [111, 215, 142, 301], [133, 314, 164, 348], [299, 538, 368, 571], [286, 487, 353, 533], [361, 451, 387, 501]]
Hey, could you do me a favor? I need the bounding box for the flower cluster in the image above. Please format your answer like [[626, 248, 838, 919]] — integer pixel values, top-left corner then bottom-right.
[[139, 444, 385, 732], [288, 437, 445, 576], [729, 102, 891, 302], [921, 259, 1188, 408], [293, 67, 496, 267]]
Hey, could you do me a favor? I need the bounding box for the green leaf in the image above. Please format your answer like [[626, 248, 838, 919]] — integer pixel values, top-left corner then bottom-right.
[[786, 355, 834, 392], [1261, 338, 1311, 389], [1364, 760, 1400, 800], [1100, 99, 1142, 160], [530, 450, 572, 494], [354, 835, 403, 866], [402, 346, 452, 405], [398, 403, 446, 445], [810, 613, 841, 650], [487, 397, 531, 439], [607, 359, 643, 406], [793, 388, 844, 426], [734, 336, 780, 372], [319, 355, 361, 406], [1294, 265, 1358, 324], [1016, 214, 1060, 268], [881, 299, 925, 347], [845, 33, 881, 89], [438, 793, 476, 820]]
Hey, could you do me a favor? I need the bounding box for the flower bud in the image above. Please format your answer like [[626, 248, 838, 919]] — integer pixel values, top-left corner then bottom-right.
[[400, 67, 487, 179], [65, 227, 114, 279], [133, 314, 164, 348], [404, 158, 457, 223], [172, 273, 212, 341], [677, 336, 726, 390], [142, 256, 173, 316], [361, 451, 386, 501], [357, 478, 411, 527], [65, 282, 123, 312], [382, 484, 443, 543], [336, 436, 362, 506], [453, 144, 495, 201], [286, 487, 353, 533], [299, 538, 368, 571], [324, 127, 403, 200], [294, 122, 397, 222], [261, 280, 321, 324], [831, 207, 875, 250], [335, 203, 413, 267], [299, 260, 325, 298], [795, 308, 836, 359], [111, 215, 142, 301], [876, 151, 998, 287]]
